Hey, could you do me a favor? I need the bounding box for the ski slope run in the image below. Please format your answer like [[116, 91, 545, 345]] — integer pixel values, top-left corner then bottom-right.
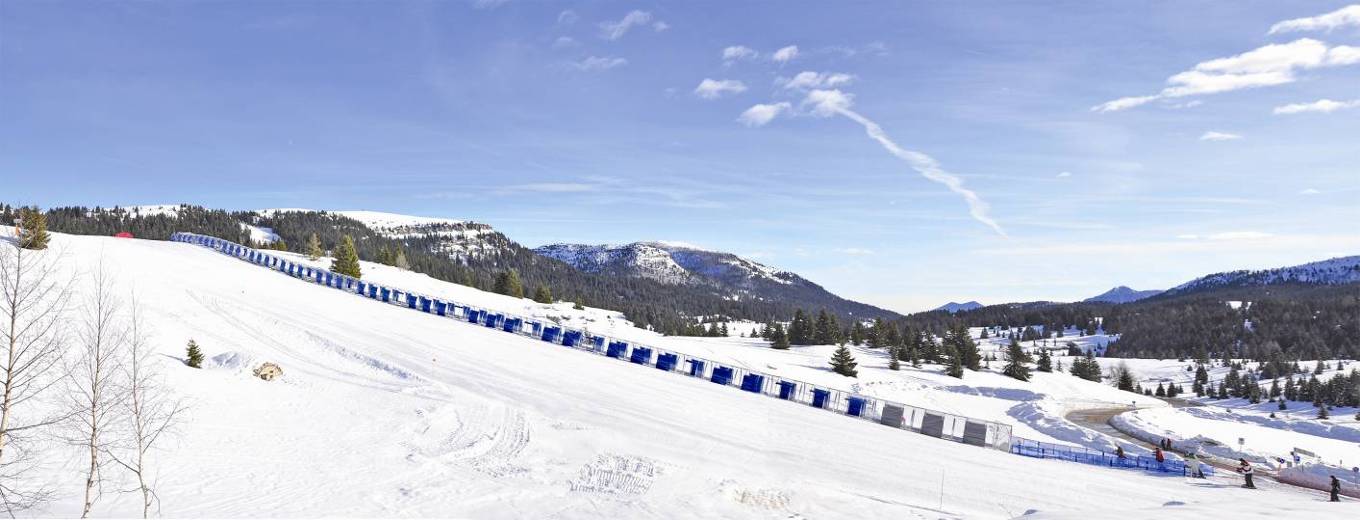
[[14, 231, 1340, 518]]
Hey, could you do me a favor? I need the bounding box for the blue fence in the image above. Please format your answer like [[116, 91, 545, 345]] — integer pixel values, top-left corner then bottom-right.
[[1009, 438, 1214, 476], [182, 231, 1192, 457]]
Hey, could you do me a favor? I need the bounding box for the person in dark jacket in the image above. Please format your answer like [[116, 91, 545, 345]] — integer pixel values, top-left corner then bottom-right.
[[1332, 475, 1342, 502], [1115, 446, 1125, 459], [1237, 459, 1256, 489]]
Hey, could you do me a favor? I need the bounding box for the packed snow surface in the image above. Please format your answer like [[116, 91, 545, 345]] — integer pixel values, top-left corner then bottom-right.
[[6, 232, 1345, 517]]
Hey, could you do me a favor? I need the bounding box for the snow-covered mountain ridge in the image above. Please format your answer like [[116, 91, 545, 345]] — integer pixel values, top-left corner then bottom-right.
[[1166, 255, 1360, 296], [1083, 286, 1162, 304], [534, 242, 797, 287]]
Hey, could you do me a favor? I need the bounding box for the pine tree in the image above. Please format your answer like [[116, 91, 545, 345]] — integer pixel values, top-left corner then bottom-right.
[[1036, 349, 1053, 372], [1278, 398, 1287, 410], [185, 339, 204, 369], [329, 235, 362, 278], [377, 246, 393, 265], [829, 344, 858, 377], [533, 285, 553, 304], [770, 323, 790, 350], [393, 248, 411, 270], [849, 321, 865, 346], [1002, 338, 1033, 381], [945, 345, 964, 378], [888, 345, 901, 371], [1154, 383, 1166, 397], [573, 298, 585, 310], [789, 310, 812, 345], [814, 310, 836, 345], [1317, 404, 1330, 420], [493, 269, 524, 298], [306, 233, 323, 261], [17, 207, 51, 250]]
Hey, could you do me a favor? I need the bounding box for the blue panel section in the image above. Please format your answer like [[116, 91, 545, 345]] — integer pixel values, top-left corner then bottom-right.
[[740, 374, 765, 393], [655, 353, 678, 371], [711, 366, 734, 385], [629, 346, 652, 365], [380, 288, 390, 302], [434, 301, 447, 316], [847, 396, 866, 417], [778, 381, 797, 400], [812, 389, 831, 409], [502, 317, 520, 332], [606, 341, 627, 359], [541, 326, 561, 343], [484, 313, 502, 328], [368, 285, 378, 298], [688, 359, 705, 377], [466, 309, 481, 324], [562, 330, 582, 347]]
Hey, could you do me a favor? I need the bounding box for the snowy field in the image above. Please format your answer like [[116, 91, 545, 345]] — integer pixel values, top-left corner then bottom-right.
[[2, 232, 1347, 518]]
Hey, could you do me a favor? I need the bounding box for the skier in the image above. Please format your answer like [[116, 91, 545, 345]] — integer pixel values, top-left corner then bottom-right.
[[1154, 447, 1165, 464], [1331, 475, 1341, 502], [1186, 452, 1205, 478], [1115, 446, 1125, 459], [1237, 459, 1256, 489]]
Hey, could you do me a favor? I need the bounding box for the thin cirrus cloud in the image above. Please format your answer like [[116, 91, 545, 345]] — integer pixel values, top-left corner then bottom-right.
[[737, 102, 791, 127], [771, 45, 799, 64], [573, 56, 627, 71], [781, 71, 856, 90], [1200, 131, 1243, 141], [1273, 98, 1360, 114], [693, 79, 747, 99], [556, 9, 579, 25], [598, 10, 666, 41], [1092, 38, 1360, 112], [798, 89, 1006, 236], [1268, 4, 1360, 34], [552, 36, 578, 49]]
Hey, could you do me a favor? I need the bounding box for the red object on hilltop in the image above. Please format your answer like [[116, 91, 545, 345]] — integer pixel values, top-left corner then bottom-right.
[[114, 232, 134, 238]]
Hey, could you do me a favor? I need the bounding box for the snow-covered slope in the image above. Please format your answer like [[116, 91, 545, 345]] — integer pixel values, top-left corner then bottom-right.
[[5, 231, 1328, 517], [1083, 286, 1161, 304], [1167, 255, 1360, 295]]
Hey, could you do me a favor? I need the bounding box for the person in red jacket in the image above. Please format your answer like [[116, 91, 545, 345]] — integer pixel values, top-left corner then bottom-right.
[[1154, 447, 1165, 463]]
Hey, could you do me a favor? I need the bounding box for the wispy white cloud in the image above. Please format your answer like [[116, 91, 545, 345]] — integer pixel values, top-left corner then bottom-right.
[[1200, 131, 1242, 141], [1269, 5, 1360, 34], [552, 36, 578, 49], [1056, 171, 1072, 178], [836, 247, 875, 256], [1093, 39, 1360, 112], [557, 9, 578, 25], [1299, 188, 1322, 195], [573, 56, 627, 71], [504, 183, 598, 193], [799, 89, 1006, 236], [472, 0, 509, 10], [1273, 98, 1360, 114], [694, 79, 747, 99], [599, 10, 659, 40], [737, 102, 792, 127], [780, 71, 856, 90], [1206, 231, 1272, 241], [771, 45, 799, 64], [652, 21, 669, 32], [722, 45, 758, 63]]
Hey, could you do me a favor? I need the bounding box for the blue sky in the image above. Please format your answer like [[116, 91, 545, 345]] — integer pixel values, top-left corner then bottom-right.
[[3, 1, 1359, 312]]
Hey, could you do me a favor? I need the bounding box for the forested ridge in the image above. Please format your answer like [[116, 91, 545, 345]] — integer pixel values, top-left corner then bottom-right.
[[5, 204, 899, 334]]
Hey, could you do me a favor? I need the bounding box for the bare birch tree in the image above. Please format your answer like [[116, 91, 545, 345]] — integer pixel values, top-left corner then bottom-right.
[[66, 261, 126, 518], [0, 239, 71, 515], [110, 294, 183, 518]]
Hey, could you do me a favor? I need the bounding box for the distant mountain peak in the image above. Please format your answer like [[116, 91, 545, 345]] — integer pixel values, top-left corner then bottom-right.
[[934, 301, 983, 313], [1083, 286, 1162, 304]]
